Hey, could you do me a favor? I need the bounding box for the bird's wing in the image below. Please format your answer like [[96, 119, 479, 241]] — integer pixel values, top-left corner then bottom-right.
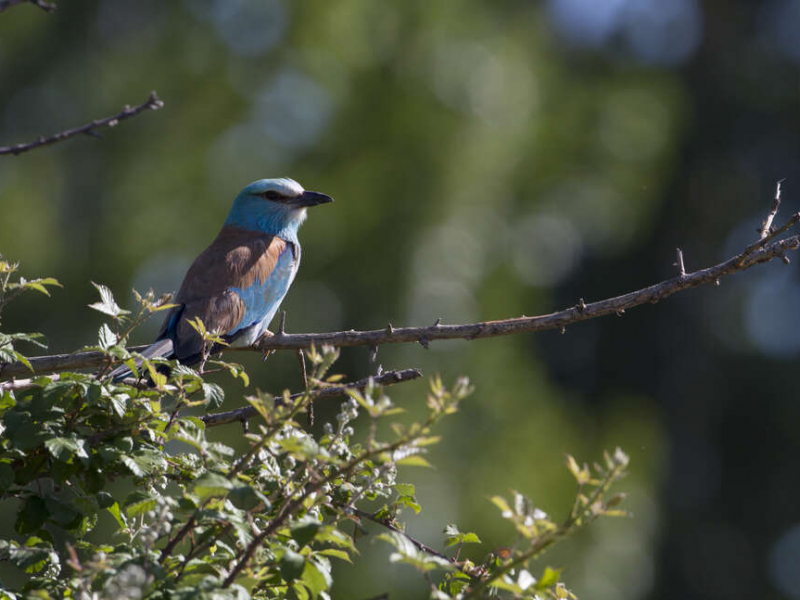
[[158, 225, 292, 362]]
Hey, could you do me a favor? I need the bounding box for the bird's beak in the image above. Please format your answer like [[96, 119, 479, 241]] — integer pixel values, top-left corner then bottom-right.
[[296, 190, 334, 207]]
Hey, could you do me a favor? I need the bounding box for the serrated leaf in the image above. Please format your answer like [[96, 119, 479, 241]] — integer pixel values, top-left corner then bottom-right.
[[88, 282, 130, 318], [202, 383, 225, 409], [394, 483, 415, 497], [193, 472, 232, 500], [44, 437, 83, 462], [124, 491, 157, 517], [97, 323, 117, 350]]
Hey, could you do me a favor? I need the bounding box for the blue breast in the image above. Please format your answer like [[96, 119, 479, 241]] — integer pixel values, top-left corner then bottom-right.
[[227, 244, 298, 338]]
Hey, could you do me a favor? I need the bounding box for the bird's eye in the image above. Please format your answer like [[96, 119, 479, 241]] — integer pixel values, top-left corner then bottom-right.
[[263, 191, 282, 200]]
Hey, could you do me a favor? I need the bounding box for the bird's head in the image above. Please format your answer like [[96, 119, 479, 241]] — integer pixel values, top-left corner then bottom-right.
[[225, 178, 333, 240]]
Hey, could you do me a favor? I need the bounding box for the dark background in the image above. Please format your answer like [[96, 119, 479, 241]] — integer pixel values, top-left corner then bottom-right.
[[2, 1, 800, 598]]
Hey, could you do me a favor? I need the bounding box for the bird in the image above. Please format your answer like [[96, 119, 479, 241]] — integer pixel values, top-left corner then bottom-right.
[[110, 178, 333, 381]]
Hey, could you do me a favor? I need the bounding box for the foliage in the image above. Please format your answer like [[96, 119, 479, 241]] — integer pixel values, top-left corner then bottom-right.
[[0, 258, 629, 599]]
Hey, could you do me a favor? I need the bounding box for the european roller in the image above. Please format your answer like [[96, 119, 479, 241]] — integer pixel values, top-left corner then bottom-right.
[[111, 178, 332, 379]]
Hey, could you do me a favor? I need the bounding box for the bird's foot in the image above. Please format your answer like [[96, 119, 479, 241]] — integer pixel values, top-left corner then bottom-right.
[[258, 330, 275, 362]]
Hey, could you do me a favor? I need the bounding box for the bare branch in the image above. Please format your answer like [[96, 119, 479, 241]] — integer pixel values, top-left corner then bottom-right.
[[2, 216, 799, 381], [0, 91, 163, 156], [201, 368, 422, 428], [0, 0, 56, 14], [242, 235, 798, 350]]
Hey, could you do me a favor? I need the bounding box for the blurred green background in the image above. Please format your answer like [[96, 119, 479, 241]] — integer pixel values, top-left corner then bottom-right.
[[2, 0, 800, 598]]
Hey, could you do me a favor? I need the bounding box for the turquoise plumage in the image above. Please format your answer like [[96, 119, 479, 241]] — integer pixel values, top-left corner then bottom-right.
[[110, 178, 333, 380]]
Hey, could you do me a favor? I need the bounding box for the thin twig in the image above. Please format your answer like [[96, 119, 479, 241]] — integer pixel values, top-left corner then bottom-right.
[[0, 0, 55, 14], [201, 368, 422, 428], [348, 506, 456, 565], [0, 92, 163, 156], [3, 220, 799, 381], [760, 180, 784, 239]]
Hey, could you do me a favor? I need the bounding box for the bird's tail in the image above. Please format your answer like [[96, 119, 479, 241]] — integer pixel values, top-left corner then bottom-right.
[[107, 338, 175, 383]]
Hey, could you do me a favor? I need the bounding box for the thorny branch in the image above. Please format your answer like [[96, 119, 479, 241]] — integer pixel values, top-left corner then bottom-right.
[[0, 0, 55, 14], [1, 192, 798, 381], [0, 92, 163, 156]]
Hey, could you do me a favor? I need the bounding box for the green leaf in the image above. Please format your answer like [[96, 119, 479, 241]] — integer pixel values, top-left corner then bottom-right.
[[98, 323, 117, 350], [121, 450, 167, 477], [123, 491, 157, 517], [279, 548, 306, 582], [15, 496, 48, 534], [291, 518, 322, 548], [45, 437, 87, 462], [535, 566, 563, 589], [44, 496, 80, 528], [193, 472, 233, 500], [202, 383, 225, 409], [88, 282, 130, 318], [444, 526, 482, 547], [9, 544, 52, 574], [106, 502, 127, 529], [396, 455, 432, 468], [301, 559, 332, 599], [395, 495, 421, 514], [317, 549, 352, 563], [0, 462, 15, 492], [394, 483, 415, 497], [11, 351, 32, 374], [229, 486, 269, 512], [490, 496, 513, 518]]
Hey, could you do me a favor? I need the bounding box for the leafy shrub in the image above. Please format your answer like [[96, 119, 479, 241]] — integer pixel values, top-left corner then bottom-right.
[[0, 256, 628, 599]]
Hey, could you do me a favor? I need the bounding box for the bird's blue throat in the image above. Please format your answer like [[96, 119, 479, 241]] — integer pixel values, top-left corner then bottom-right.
[[224, 193, 307, 244]]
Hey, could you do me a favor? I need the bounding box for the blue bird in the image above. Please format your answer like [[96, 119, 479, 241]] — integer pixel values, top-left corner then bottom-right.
[[110, 178, 333, 379]]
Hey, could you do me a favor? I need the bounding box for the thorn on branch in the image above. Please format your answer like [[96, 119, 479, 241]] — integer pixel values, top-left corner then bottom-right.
[[675, 248, 686, 278], [433, 317, 441, 327], [575, 298, 587, 313], [296, 349, 308, 389], [560, 327, 566, 334], [369, 345, 378, 363], [418, 337, 429, 350], [759, 179, 784, 240], [782, 255, 791, 265], [277, 311, 287, 336], [386, 323, 394, 334], [737, 181, 799, 266]]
